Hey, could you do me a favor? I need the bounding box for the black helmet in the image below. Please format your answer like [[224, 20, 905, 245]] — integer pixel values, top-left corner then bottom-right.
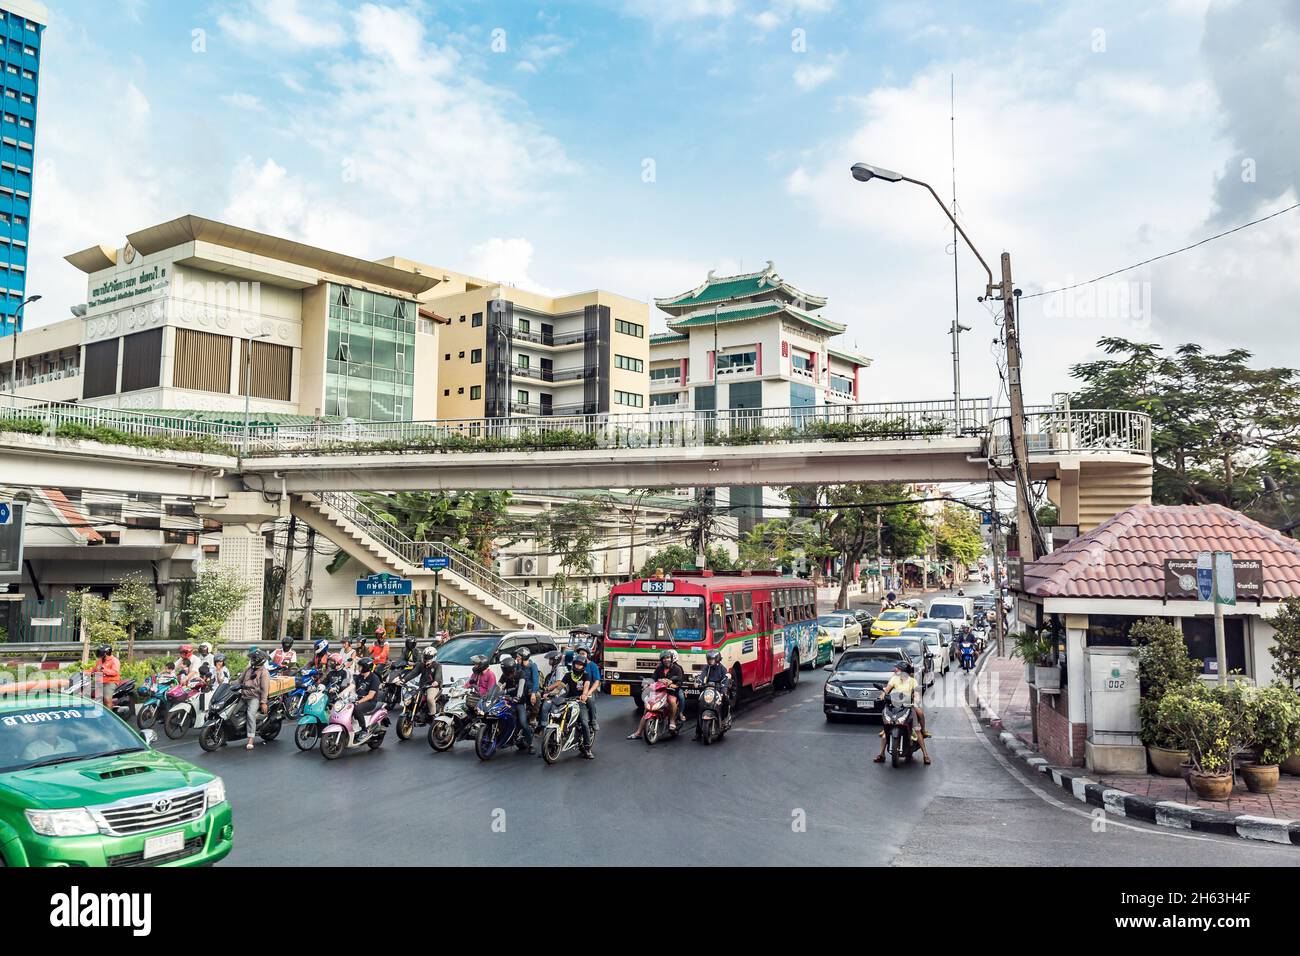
[[570, 657, 586, 672], [900, 660, 914, 675], [470, 655, 488, 673], [248, 648, 267, 668], [499, 654, 516, 672], [405, 637, 417, 651], [516, 647, 531, 661], [358, 657, 375, 675], [281, 637, 293, 651], [96, 645, 112, 658], [706, 650, 722, 665], [545, 650, 562, 666], [199, 663, 213, 679]]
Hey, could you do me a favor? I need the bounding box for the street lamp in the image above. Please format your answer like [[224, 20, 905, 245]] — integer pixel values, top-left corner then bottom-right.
[[241, 331, 272, 458], [850, 161, 1038, 563], [7, 293, 41, 407]]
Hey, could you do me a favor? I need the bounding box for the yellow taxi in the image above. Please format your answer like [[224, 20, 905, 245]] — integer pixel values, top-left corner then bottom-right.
[[870, 607, 917, 639]]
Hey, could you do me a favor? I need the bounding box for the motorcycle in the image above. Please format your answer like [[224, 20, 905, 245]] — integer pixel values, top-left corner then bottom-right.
[[473, 686, 527, 761], [540, 692, 593, 764], [393, 672, 433, 742], [279, 667, 321, 720], [162, 675, 213, 740], [134, 671, 179, 730], [640, 677, 681, 746], [320, 687, 390, 760], [958, 637, 976, 672], [428, 682, 480, 753], [65, 672, 137, 721], [694, 677, 733, 745], [295, 684, 333, 751], [882, 688, 921, 768], [198, 683, 288, 751]]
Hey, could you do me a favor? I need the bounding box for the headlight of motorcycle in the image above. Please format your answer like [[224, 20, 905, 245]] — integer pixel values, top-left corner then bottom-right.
[[825, 682, 846, 697], [205, 777, 227, 807], [26, 808, 99, 837]]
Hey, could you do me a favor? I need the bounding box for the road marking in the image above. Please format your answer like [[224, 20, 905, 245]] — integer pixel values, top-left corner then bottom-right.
[[730, 725, 977, 740]]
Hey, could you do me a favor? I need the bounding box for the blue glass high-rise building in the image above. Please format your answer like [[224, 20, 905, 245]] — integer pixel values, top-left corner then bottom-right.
[[0, 1, 43, 339]]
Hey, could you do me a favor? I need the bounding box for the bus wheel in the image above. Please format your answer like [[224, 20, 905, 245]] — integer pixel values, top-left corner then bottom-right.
[[730, 666, 743, 707], [786, 654, 800, 690]]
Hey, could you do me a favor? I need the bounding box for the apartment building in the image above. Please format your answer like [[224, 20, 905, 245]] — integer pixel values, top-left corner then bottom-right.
[[0, 1, 45, 339]]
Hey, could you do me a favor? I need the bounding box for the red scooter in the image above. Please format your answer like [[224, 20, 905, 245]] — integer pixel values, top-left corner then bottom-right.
[[639, 677, 681, 746]]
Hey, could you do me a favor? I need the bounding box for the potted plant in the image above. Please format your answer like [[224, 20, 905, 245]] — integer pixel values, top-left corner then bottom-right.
[[1011, 629, 1053, 684], [1133, 618, 1202, 777], [1156, 684, 1246, 801], [1264, 598, 1300, 775], [1242, 683, 1300, 794]]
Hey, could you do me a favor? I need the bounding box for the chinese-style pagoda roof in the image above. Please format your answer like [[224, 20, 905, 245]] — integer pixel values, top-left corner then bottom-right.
[[655, 261, 828, 315], [662, 299, 846, 335]]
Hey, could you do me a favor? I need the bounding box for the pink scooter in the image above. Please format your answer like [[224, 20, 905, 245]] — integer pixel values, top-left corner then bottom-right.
[[319, 687, 390, 760]]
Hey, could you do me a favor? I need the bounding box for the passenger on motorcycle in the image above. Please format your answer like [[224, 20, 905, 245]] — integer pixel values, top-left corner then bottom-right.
[[352, 657, 381, 733], [340, 638, 357, 674], [574, 646, 601, 733], [211, 653, 230, 687], [873, 661, 930, 766], [194, 642, 215, 675], [272, 637, 297, 670], [411, 646, 443, 714], [467, 654, 496, 697], [311, 639, 331, 672], [323, 653, 351, 697], [628, 650, 685, 739], [515, 647, 541, 725], [91, 644, 121, 706], [237, 649, 271, 751], [498, 654, 535, 755], [400, 636, 420, 667], [175, 644, 199, 680]]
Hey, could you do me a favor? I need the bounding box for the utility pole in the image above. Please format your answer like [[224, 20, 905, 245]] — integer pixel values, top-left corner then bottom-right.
[[988, 479, 1006, 656], [875, 509, 883, 601], [301, 527, 316, 644], [999, 254, 1038, 564], [275, 515, 297, 644]]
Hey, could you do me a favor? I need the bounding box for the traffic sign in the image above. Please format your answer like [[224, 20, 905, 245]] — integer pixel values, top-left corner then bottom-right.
[[356, 573, 412, 597], [1196, 552, 1213, 602], [1214, 551, 1236, 606], [422, 556, 450, 571], [0, 502, 10, 525]]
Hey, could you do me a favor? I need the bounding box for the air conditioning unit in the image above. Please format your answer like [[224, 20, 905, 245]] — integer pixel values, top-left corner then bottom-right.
[[519, 556, 539, 576]]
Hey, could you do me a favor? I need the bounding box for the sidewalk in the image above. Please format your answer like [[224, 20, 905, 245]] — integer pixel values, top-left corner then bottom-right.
[[974, 650, 1300, 821]]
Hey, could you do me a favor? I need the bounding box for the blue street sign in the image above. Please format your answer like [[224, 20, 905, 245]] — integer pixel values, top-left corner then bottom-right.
[[356, 573, 413, 597], [1195, 552, 1213, 602], [422, 556, 450, 571], [0, 502, 10, 525]]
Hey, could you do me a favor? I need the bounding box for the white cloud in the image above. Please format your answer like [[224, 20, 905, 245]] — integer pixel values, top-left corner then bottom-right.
[[221, 92, 265, 112], [621, 0, 741, 22], [218, 0, 347, 50], [465, 238, 565, 297], [793, 52, 843, 91], [517, 33, 575, 73]]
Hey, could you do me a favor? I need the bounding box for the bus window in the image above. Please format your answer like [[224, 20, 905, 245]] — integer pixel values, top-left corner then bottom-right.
[[608, 594, 706, 643], [710, 604, 725, 637]]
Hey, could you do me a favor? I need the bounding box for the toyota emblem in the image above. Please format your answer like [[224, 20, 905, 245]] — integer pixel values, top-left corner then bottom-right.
[[152, 797, 173, 814]]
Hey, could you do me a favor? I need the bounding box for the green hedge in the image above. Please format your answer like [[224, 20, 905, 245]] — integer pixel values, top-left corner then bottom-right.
[[0, 417, 235, 456]]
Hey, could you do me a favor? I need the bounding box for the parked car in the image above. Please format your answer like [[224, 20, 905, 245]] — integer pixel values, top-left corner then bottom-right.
[[817, 613, 863, 650], [901, 626, 947, 674], [869, 607, 916, 639], [822, 646, 909, 721], [437, 630, 561, 686], [0, 688, 233, 867], [871, 635, 935, 689]]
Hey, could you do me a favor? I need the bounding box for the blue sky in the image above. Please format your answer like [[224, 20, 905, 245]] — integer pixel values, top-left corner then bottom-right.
[[24, 0, 1300, 402]]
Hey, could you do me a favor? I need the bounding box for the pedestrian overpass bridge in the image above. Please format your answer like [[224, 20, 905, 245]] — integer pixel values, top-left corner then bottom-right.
[[1, 396, 1152, 636]]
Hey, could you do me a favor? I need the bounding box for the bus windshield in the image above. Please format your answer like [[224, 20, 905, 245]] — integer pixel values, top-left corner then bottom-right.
[[609, 594, 706, 644]]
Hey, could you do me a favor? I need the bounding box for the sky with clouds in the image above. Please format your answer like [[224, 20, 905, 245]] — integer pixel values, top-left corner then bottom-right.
[[22, 0, 1300, 405]]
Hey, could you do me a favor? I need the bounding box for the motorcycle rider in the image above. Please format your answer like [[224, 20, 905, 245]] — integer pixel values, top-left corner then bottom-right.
[[311, 639, 331, 672], [236, 648, 271, 752], [272, 636, 298, 670], [91, 644, 121, 708], [556, 655, 595, 758], [574, 646, 601, 733], [340, 637, 357, 674], [515, 647, 541, 727], [467, 654, 497, 698], [498, 654, 535, 755], [175, 644, 198, 680], [628, 649, 685, 739], [194, 641, 215, 675], [873, 660, 930, 766], [351, 657, 382, 737], [323, 653, 351, 698], [371, 628, 391, 671], [211, 652, 231, 687], [411, 646, 443, 715], [694, 649, 731, 739], [400, 635, 420, 667]]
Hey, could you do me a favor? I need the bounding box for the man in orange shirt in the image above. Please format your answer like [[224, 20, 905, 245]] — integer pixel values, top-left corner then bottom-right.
[[370, 627, 391, 670], [92, 645, 121, 708]]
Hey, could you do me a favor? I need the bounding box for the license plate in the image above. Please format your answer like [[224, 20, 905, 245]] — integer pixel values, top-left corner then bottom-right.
[[856, 700, 873, 709], [143, 830, 185, 860], [610, 683, 630, 696]]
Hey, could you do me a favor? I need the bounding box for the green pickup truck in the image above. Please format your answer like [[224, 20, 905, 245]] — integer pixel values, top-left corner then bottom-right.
[[0, 689, 233, 867]]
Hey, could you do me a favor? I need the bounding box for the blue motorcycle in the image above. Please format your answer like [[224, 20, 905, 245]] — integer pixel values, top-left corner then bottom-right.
[[959, 637, 976, 672], [280, 667, 320, 720], [473, 687, 526, 761]]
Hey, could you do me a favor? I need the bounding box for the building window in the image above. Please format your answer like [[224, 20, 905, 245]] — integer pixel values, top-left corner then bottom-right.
[[472, 312, 483, 327], [518, 318, 531, 334], [615, 319, 644, 338], [830, 373, 854, 394], [791, 353, 812, 371], [1182, 617, 1248, 677], [615, 390, 644, 408], [717, 350, 756, 371], [615, 354, 644, 372], [517, 354, 530, 370], [650, 393, 679, 407], [650, 366, 679, 381], [470, 385, 481, 400], [516, 389, 529, 405], [173, 329, 233, 394], [471, 349, 482, 363]]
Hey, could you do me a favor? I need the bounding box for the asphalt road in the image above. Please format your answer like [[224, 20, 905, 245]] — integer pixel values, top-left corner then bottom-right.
[[151, 587, 1298, 866]]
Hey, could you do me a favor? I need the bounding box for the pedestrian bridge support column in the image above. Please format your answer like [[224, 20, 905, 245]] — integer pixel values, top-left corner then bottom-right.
[[196, 492, 288, 643]]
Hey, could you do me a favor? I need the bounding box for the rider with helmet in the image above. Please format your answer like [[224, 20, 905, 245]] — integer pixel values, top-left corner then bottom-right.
[[175, 644, 198, 680], [628, 650, 685, 739], [873, 659, 930, 765], [272, 637, 297, 670], [91, 645, 121, 707], [411, 646, 443, 714], [311, 639, 331, 672], [555, 653, 595, 758], [370, 627, 390, 671], [323, 653, 351, 697], [352, 657, 382, 735], [694, 649, 731, 738], [467, 654, 496, 698], [194, 642, 215, 675], [211, 652, 230, 687], [236, 648, 271, 751], [573, 646, 601, 733], [400, 635, 420, 667], [497, 654, 535, 754]]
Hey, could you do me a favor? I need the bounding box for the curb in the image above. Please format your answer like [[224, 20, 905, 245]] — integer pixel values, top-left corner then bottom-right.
[[967, 666, 1300, 848]]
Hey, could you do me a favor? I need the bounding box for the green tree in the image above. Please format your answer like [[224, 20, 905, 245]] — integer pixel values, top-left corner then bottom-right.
[[1070, 337, 1300, 510], [1266, 597, 1300, 690], [638, 544, 734, 578], [933, 505, 984, 569], [184, 567, 251, 645], [532, 500, 602, 592], [67, 589, 127, 660], [110, 572, 157, 661], [737, 517, 814, 570], [651, 493, 729, 567]]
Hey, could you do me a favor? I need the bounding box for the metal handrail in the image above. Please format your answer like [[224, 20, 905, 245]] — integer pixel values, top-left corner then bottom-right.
[[988, 408, 1152, 458], [313, 491, 561, 631], [1, 394, 240, 441]]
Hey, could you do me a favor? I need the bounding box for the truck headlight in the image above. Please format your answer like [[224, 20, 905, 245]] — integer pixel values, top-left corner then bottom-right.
[[205, 777, 227, 807], [25, 808, 99, 837]]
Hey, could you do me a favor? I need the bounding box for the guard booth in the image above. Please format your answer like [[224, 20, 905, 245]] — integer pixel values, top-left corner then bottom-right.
[[1083, 647, 1144, 773]]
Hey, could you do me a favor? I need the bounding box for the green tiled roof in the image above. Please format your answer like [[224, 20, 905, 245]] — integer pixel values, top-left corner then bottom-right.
[[656, 263, 828, 314], [828, 346, 872, 366], [666, 302, 845, 335], [662, 276, 767, 308], [650, 332, 689, 344]]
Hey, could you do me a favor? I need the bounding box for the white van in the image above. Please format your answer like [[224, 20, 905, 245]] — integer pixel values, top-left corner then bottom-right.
[[925, 597, 973, 628]]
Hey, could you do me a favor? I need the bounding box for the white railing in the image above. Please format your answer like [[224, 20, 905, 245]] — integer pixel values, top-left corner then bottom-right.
[[988, 408, 1152, 459], [1, 394, 240, 448], [313, 491, 563, 632]]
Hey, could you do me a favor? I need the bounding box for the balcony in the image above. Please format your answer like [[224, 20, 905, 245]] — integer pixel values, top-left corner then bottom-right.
[[509, 327, 593, 348], [511, 365, 590, 384]]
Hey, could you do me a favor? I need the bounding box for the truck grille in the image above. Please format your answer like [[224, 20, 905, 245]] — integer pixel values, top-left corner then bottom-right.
[[94, 787, 207, 836], [107, 835, 205, 867]]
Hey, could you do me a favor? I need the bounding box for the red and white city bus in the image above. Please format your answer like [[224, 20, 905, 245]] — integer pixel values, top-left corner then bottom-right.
[[600, 571, 819, 707]]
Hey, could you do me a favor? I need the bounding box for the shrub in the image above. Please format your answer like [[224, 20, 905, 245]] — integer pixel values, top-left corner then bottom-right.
[[1266, 597, 1300, 690], [286, 611, 334, 639], [1245, 683, 1300, 765], [1133, 617, 1202, 748], [1155, 684, 1246, 775]]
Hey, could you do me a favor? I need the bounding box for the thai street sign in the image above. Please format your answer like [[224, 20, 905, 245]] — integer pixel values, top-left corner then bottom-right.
[[356, 573, 413, 597], [1164, 556, 1262, 601], [422, 556, 450, 571]]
